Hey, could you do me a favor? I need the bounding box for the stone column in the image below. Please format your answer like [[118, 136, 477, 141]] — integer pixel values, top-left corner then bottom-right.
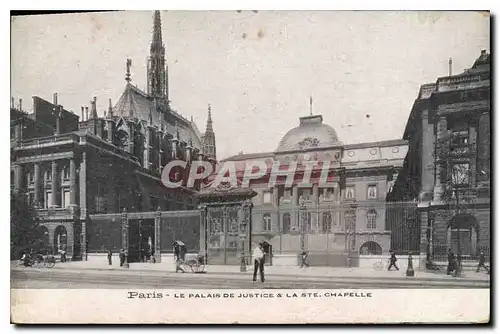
[[14, 164, 24, 193], [154, 207, 161, 263], [51, 161, 58, 207], [312, 184, 319, 231], [471, 228, 477, 257], [144, 126, 152, 169], [433, 116, 447, 203], [420, 109, 435, 202], [68, 158, 78, 214], [469, 124, 477, 187], [33, 163, 40, 207], [79, 152, 87, 260]]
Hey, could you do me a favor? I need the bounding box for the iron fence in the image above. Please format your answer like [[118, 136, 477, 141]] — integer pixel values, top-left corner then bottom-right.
[[251, 201, 419, 259]]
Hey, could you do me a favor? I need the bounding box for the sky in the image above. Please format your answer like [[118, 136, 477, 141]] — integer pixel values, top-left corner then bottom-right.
[[11, 10, 490, 160]]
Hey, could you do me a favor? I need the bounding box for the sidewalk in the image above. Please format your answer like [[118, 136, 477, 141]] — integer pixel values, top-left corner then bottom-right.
[[26, 260, 490, 283]]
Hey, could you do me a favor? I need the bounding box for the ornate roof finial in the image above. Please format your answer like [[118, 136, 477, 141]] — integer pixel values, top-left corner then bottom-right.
[[205, 104, 213, 133], [126, 58, 132, 83]]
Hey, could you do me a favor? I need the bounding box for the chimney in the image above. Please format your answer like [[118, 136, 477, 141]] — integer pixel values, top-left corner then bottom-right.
[[448, 57, 452, 76], [85, 107, 89, 121], [53, 93, 58, 106], [19, 99, 22, 112], [81, 106, 85, 121]]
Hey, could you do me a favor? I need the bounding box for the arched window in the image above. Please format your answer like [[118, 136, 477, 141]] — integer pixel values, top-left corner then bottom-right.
[[367, 209, 377, 229], [322, 212, 332, 232], [262, 213, 272, 231]]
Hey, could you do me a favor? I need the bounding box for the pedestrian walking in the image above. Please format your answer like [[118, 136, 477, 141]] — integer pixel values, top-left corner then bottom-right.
[[476, 251, 490, 274], [300, 250, 310, 268], [446, 249, 455, 275], [387, 250, 399, 271], [107, 249, 113, 266], [252, 243, 265, 283], [119, 249, 125, 267]]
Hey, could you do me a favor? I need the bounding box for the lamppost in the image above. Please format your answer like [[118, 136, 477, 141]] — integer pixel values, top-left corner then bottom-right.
[[406, 219, 415, 277], [299, 196, 307, 252]]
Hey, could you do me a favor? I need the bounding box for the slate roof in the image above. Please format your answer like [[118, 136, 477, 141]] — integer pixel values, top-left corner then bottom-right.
[[112, 83, 203, 150]]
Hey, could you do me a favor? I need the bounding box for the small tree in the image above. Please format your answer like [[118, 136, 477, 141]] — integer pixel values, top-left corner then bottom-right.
[[10, 191, 42, 259]]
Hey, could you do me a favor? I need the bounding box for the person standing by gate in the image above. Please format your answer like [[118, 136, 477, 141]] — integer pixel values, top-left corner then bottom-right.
[[107, 249, 112, 266], [476, 251, 490, 274], [300, 250, 310, 268], [119, 249, 125, 267], [387, 250, 399, 271], [252, 243, 265, 283], [447, 249, 455, 275]]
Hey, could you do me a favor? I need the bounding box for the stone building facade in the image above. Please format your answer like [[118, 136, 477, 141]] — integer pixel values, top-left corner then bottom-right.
[[10, 11, 217, 260], [388, 50, 491, 264]]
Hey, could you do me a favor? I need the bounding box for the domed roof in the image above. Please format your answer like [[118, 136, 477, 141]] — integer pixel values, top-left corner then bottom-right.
[[276, 115, 342, 152]]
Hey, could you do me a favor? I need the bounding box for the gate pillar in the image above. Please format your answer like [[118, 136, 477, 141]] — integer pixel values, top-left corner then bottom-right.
[[121, 208, 130, 268], [199, 204, 207, 264], [196, 185, 257, 265], [154, 207, 161, 263]]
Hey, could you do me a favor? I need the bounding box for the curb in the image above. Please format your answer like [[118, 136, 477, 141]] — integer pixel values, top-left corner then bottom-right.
[[13, 265, 490, 284]]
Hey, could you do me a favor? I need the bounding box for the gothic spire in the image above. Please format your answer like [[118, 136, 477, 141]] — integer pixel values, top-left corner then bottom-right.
[[147, 10, 167, 99], [205, 104, 213, 133], [151, 10, 163, 53]]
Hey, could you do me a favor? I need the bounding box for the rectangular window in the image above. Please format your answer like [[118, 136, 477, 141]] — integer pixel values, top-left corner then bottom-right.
[[64, 191, 70, 208], [367, 185, 378, 199], [299, 188, 311, 201], [63, 166, 70, 180], [150, 196, 158, 210], [452, 163, 470, 186], [366, 209, 377, 229], [284, 188, 292, 198], [344, 210, 356, 231], [263, 191, 272, 204], [46, 192, 52, 208], [345, 186, 355, 200], [321, 188, 335, 200]]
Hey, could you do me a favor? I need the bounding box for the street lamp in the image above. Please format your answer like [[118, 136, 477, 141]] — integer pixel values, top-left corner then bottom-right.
[[299, 196, 307, 252]]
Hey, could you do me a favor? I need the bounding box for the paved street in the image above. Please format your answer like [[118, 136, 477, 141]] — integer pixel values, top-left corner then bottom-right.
[[11, 266, 490, 289]]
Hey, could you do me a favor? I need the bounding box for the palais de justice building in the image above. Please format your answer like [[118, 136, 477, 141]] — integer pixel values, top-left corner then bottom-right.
[[11, 11, 217, 261], [221, 113, 408, 265]]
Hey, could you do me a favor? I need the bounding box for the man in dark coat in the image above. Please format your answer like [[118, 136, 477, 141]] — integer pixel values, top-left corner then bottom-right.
[[300, 250, 310, 268], [476, 251, 490, 274], [447, 249, 455, 275], [387, 250, 399, 271], [107, 249, 113, 265], [119, 249, 125, 267]]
